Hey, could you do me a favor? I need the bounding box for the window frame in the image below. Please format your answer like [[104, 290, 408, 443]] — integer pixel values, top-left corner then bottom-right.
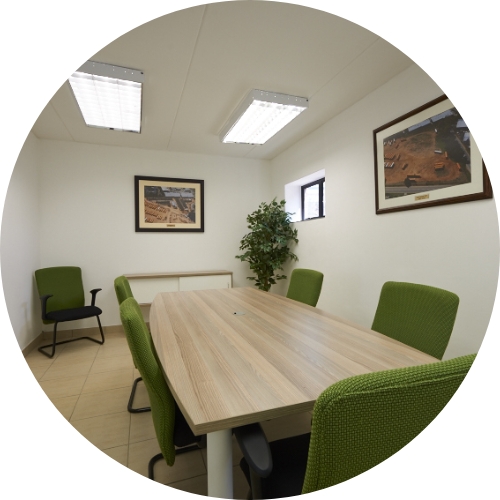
[[301, 177, 325, 221]]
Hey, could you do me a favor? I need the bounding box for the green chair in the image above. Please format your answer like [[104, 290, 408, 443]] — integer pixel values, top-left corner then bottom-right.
[[286, 268, 324, 307], [371, 281, 459, 359], [114, 275, 150, 414], [119, 297, 202, 479], [236, 354, 475, 499], [35, 266, 105, 358]]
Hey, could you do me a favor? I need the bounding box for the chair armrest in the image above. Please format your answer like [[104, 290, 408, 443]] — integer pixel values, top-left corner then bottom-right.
[[39, 294, 53, 321], [234, 423, 272, 500], [234, 423, 273, 478], [89, 288, 102, 306]]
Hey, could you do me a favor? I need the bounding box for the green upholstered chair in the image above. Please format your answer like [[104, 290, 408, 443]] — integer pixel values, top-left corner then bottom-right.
[[114, 275, 133, 306], [286, 268, 324, 307], [35, 266, 105, 358], [236, 353, 475, 499], [114, 275, 150, 414], [371, 281, 459, 359], [119, 297, 202, 479]]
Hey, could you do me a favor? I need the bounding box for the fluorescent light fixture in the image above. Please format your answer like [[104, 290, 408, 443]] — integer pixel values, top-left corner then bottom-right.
[[68, 61, 144, 133], [220, 90, 308, 145]]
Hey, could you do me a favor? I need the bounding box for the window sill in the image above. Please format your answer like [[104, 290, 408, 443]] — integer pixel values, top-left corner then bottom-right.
[[296, 216, 325, 222]]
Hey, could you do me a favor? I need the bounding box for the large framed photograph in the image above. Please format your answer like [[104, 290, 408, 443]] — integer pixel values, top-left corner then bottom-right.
[[135, 176, 204, 232], [374, 95, 492, 214]]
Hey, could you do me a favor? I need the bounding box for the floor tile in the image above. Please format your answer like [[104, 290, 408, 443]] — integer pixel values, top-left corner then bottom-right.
[[168, 473, 208, 495], [71, 411, 130, 450], [51, 395, 79, 420], [39, 375, 87, 400], [40, 358, 94, 381], [95, 342, 131, 360], [129, 379, 150, 409], [90, 353, 134, 375], [82, 368, 134, 394], [28, 363, 51, 380], [71, 386, 131, 421], [130, 411, 156, 444], [24, 350, 57, 368], [102, 444, 129, 467], [57, 341, 100, 358]]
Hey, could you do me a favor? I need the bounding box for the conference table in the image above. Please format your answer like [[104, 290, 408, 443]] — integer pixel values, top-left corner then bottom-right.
[[150, 287, 437, 498]]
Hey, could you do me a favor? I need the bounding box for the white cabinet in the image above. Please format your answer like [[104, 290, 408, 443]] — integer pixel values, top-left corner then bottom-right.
[[124, 271, 233, 305]]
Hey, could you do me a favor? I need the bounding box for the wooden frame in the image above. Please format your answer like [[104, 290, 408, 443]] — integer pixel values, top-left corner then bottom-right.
[[134, 175, 204, 232], [374, 95, 492, 214]]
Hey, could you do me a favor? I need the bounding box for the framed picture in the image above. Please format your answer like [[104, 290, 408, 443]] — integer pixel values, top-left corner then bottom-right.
[[374, 95, 492, 214], [134, 176, 204, 232]]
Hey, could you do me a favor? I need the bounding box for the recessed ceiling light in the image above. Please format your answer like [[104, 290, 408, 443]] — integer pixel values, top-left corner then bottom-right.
[[220, 89, 308, 145], [68, 61, 144, 133]]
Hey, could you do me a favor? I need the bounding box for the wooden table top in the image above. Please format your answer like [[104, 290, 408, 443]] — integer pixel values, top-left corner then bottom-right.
[[150, 287, 438, 435]]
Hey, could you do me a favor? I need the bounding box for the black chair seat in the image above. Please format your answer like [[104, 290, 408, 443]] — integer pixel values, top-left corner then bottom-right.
[[46, 305, 102, 323], [240, 433, 310, 499]]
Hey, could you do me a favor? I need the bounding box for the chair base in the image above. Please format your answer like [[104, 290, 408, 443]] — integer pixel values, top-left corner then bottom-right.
[[148, 444, 202, 480], [38, 316, 105, 358], [128, 377, 151, 413]]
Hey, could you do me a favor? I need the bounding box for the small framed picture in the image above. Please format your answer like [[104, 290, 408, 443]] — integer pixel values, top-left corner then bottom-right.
[[134, 176, 204, 232], [374, 95, 492, 214]]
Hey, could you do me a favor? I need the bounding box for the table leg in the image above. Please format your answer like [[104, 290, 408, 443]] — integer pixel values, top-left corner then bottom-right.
[[207, 429, 233, 498]]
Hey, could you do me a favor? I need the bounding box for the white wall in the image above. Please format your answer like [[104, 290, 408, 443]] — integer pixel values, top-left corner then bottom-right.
[[270, 64, 499, 360], [2, 138, 271, 348], [0, 133, 42, 349]]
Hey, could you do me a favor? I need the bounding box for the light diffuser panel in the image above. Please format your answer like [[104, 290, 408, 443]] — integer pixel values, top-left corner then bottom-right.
[[221, 90, 308, 145], [69, 61, 144, 133]]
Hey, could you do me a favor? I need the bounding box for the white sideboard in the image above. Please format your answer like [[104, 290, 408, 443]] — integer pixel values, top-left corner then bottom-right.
[[124, 271, 233, 305]]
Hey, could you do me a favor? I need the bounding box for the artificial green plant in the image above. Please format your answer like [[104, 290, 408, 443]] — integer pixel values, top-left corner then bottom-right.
[[236, 199, 298, 291]]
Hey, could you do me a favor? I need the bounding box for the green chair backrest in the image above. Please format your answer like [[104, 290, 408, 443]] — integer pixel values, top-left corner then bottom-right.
[[114, 275, 133, 305], [35, 266, 85, 323], [119, 297, 176, 465], [302, 353, 475, 493], [286, 268, 324, 307], [371, 281, 459, 359]]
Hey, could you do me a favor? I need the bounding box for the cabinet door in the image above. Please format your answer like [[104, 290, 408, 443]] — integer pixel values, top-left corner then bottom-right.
[[179, 274, 232, 291], [129, 277, 179, 304]]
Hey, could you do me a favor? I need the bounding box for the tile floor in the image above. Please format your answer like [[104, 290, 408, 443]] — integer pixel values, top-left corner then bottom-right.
[[24, 330, 312, 498]]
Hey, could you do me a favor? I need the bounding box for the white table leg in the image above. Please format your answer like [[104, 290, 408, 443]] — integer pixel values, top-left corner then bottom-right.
[[207, 429, 233, 498]]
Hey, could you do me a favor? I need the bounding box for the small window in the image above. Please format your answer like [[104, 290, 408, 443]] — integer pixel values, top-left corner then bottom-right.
[[301, 178, 325, 220]]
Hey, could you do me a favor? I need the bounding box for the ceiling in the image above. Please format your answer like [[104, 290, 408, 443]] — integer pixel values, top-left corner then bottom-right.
[[31, 2, 413, 161]]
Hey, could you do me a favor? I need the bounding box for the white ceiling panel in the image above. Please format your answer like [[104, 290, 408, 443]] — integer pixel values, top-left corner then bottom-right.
[[31, 2, 413, 160]]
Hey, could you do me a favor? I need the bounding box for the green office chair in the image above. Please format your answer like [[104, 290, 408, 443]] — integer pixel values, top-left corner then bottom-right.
[[235, 353, 475, 499], [114, 275, 150, 414], [119, 297, 202, 479], [286, 268, 324, 307], [371, 281, 459, 359], [35, 266, 105, 358]]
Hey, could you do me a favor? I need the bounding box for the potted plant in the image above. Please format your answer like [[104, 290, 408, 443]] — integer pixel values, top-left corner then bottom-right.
[[236, 199, 298, 291]]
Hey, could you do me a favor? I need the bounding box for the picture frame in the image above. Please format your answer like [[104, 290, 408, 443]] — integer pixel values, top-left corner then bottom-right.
[[134, 175, 204, 232], [373, 95, 492, 215]]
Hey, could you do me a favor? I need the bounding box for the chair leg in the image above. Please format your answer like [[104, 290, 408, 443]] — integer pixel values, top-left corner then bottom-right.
[[148, 453, 164, 480], [38, 322, 60, 358], [37, 315, 105, 359], [148, 444, 202, 481], [128, 377, 151, 413]]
